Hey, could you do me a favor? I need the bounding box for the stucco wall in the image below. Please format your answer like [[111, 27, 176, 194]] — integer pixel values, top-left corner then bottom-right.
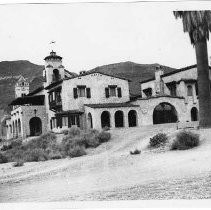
[[84, 106, 140, 130], [10, 105, 48, 139], [62, 73, 130, 111], [131, 96, 198, 125]]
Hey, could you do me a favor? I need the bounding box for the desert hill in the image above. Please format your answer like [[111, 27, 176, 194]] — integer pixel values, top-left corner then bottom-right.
[[0, 60, 177, 112]]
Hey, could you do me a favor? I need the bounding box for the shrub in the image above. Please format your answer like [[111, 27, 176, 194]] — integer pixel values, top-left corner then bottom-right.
[[13, 160, 24, 167], [67, 126, 81, 137], [82, 132, 100, 148], [171, 130, 199, 150], [25, 132, 57, 151], [130, 149, 141, 155], [98, 131, 111, 143], [67, 144, 86, 158], [149, 133, 168, 148], [24, 148, 48, 162], [10, 139, 22, 148], [0, 153, 8, 164], [62, 129, 69, 135], [103, 126, 110, 131], [1, 144, 12, 151], [49, 153, 63, 160]]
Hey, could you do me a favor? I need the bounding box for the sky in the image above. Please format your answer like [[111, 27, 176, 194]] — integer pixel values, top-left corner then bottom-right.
[[0, 1, 211, 73]]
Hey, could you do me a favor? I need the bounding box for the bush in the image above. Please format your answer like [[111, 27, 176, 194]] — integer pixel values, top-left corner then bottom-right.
[[149, 133, 168, 148], [171, 130, 199, 150], [1, 144, 12, 151], [98, 131, 111, 143], [67, 126, 81, 137], [49, 153, 63, 160], [103, 126, 110, 131], [130, 149, 141, 155], [10, 139, 22, 148], [82, 132, 100, 148], [0, 153, 8, 164], [67, 144, 86, 158], [27, 132, 57, 150], [13, 160, 24, 167], [24, 148, 48, 162], [62, 129, 69, 135]]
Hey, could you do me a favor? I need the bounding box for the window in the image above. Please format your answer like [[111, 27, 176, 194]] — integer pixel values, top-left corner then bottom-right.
[[78, 87, 86, 97], [143, 88, 152, 97], [105, 85, 121, 98], [169, 86, 177, 96], [195, 82, 198, 96], [110, 87, 116, 96], [187, 85, 193, 96], [62, 116, 68, 126], [73, 86, 91, 99], [51, 118, 57, 129]]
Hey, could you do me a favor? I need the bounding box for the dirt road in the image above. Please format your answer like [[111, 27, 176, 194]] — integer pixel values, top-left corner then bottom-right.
[[0, 124, 211, 202]]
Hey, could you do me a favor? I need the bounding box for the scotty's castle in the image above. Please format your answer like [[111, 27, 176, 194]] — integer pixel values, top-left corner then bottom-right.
[[5, 51, 201, 139]]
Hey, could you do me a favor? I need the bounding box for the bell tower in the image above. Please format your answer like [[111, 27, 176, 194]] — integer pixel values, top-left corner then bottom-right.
[[15, 76, 29, 98], [43, 51, 65, 87]]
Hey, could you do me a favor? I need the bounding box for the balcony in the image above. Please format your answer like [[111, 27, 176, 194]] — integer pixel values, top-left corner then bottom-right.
[[49, 96, 62, 111]]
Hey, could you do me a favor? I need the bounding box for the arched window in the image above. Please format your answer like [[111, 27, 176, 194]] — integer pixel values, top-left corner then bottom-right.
[[191, 107, 198, 121], [87, 113, 93, 129], [187, 85, 193, 96], [53, 69, 60, 82], [18, 119, 21, 134]]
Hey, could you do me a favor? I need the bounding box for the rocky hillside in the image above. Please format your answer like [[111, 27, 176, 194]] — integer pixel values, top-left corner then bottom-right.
[[0, 61, 44, 112]]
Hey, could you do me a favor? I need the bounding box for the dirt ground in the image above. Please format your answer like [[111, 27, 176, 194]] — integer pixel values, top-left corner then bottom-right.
[[0, 124, 211, 202]]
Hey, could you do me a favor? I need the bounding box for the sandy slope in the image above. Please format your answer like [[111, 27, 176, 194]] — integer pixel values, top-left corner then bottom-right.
[[0, 124, 211, 202]]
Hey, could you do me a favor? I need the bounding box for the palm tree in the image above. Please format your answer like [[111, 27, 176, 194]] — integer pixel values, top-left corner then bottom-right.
[[174, 11, 211, 128]]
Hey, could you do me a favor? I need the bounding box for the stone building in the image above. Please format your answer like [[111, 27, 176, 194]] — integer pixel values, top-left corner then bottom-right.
[[5, 51, 203, 140]]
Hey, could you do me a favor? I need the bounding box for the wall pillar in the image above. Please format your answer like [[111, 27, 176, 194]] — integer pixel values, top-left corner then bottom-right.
[[124, 111, 129, 127], [110, 110, 115, 128]]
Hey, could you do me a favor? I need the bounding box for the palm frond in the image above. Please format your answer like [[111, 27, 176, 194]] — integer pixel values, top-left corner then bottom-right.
[[173, 10, 211, 45]]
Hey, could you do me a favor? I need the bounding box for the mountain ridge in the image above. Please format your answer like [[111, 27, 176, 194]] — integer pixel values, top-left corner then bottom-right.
[[0, 60, 177, 113]]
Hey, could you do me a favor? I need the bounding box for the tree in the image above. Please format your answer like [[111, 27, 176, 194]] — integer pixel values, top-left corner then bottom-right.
[[174, 11, 211, 128]]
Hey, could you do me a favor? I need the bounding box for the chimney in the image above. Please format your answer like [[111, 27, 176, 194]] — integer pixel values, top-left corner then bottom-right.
[[79, 70, 86, 75], [154, 65, 164, 95], [155, 65, 164, 81]]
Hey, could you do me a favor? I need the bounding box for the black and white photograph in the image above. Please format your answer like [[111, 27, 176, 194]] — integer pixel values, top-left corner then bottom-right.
[[0, 0, 211, 208]]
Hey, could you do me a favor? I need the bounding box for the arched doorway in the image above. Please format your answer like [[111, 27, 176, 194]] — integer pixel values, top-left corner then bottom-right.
[[191, 107, 198, 121], [101, 111, 110, 128], [87, 113, 93, 129], [29, 117, 42, 136], [128, 110, 137, 127], [153, 103, 178, 124], [115, 110, 124, 127]]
